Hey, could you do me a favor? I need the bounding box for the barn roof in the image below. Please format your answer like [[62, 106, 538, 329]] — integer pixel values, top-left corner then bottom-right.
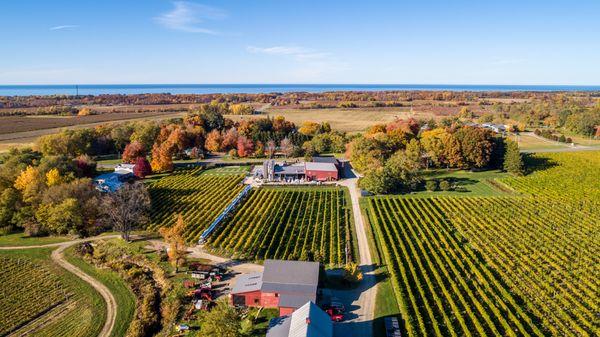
[[312, 156, 340, 166], [266, 301, 333, 337], [304, 162, 337, 172], [261, 260, 319, 309], [231, 272, 263, 294]]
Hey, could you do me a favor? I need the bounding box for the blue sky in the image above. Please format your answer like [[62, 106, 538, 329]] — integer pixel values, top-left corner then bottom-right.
[[0, 0, 599, 85]]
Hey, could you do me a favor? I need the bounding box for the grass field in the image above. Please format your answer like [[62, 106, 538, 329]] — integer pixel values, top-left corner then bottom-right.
[[63, 246, 136, 337], [0, 233, 71, 247], [368, 151, 600, 337], [0, 248, 107, 337], [227, 106, 435, 132], [146, 167, 248, 242], [208, 186, 355, 265], [415, 169, 512, 197]]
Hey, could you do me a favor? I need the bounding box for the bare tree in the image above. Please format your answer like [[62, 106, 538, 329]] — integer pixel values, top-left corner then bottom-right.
[[101, 181, 150, 241], [280, 137, 295, 158]]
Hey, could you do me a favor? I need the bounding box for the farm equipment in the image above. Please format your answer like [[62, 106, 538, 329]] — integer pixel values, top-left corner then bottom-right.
[[191, 288, 213, 301], [188, 263, 226, 281]]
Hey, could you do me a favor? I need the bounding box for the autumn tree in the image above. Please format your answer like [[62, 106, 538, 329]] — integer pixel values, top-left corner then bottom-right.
[[150, 143, 174, 173], [122, 141, 146, 164], [14, 166, 45, 203], [133, 157, 152, 178], [45, 168, 64, 187], [100, 182, 150, 241], [454, 126, 493, 168], [221, 127, 239, 150], [236, 136, 254, 157], [205, 129, 223, 152], [298, 121, 321, 136], [159, 214, 187, 273]]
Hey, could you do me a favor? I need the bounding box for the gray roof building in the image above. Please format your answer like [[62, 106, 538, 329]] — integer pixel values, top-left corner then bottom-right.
[[231, 272, 262, 294], [262, 260, 320, 308], [266, 301, 333, 337]]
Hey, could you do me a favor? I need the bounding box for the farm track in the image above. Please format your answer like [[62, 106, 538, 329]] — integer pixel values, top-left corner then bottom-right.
[[0, 235, 121, 337], [334, 177, 376, 337]]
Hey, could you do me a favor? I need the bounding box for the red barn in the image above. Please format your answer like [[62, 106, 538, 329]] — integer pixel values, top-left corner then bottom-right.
[[230, 260, 320, 316], [304, 162, 338, 181]]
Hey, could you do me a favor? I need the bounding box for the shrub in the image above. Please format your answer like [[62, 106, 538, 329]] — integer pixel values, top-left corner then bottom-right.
[[425, 180, 438, 191], [343, 262, 363, 283], [439, 180, 452, 191]]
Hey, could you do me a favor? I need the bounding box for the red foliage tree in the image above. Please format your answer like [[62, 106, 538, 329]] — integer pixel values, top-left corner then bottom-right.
[[133, 157, 152, 178], [236, 136, 254, 158], [122, 141, 146, 163]]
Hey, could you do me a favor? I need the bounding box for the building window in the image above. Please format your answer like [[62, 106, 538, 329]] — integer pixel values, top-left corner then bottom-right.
[[254, 298, 260, 304]]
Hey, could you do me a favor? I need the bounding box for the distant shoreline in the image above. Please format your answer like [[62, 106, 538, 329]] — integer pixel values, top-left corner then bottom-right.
[[2, 84, 600, 96]]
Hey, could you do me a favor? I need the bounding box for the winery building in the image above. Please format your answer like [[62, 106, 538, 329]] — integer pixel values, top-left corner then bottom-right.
[[230, 260, 320, 316]]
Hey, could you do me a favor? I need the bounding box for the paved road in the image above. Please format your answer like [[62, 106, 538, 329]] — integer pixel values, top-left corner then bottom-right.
[[0, 235, 120, 337], [335, 177, 377, 337]]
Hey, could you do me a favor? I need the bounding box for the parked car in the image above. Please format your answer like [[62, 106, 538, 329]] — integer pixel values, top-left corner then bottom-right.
[[325, 308, 344, 322]]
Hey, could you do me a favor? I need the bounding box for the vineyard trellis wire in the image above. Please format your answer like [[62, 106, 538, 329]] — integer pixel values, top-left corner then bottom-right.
[[368, 151, 600, 337], [207, 187, 354, 266]]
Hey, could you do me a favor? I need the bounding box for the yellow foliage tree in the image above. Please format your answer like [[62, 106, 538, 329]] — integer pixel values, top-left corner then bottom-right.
[[45, 168, 63, 187], [14, 166, 44, 202], [159, 214, 187, 272], [77, 107, 92, 116], [298, 121, 321, 136]]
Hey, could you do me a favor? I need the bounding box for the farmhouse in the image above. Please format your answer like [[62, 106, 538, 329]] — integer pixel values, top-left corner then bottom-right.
[[114, 163, 136, 174], [256, 159, 340, 182], [266, 301, 333, 337], [93, 171, 133, 192], [230, 260, 320, 316]]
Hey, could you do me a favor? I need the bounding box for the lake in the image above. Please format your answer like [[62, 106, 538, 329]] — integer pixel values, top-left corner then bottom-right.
[[1, 84, 599, 96]]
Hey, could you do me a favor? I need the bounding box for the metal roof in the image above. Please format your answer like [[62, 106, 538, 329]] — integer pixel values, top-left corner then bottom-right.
[[266, 301, 333, 337], [312, 157, 340, 165], [261, 260, 319, 309], [304, 162, 337, 172], [231, 272, 263, 294]]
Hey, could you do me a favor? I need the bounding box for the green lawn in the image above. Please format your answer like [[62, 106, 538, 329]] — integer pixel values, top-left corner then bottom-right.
[[408, 169, 513, 197], [0, 232, 70, 247], [63, 246, 136, 337]]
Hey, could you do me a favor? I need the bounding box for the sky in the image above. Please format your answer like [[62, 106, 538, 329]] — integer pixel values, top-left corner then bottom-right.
[[0, 0, 599, 85]]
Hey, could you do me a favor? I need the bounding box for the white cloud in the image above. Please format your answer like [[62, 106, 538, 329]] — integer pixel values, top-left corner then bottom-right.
[[247, 45, 348, 81], [155, 1, 226, 34], [50, 25, 78, 31], [246, 45, 332, 61]]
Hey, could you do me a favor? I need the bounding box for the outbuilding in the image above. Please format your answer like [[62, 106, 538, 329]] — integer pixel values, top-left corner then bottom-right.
[[230, 260, 320, 316], [304, 162, 338, 181]]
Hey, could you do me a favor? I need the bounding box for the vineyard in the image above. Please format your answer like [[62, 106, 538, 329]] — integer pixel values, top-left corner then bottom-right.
[[0, 257, 70, 335], [147, 167, 247, 243], [207, 187, 354, 265], [368, 151, 600, 337]]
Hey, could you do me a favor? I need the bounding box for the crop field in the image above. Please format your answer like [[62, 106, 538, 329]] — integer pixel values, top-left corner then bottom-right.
[[0, 248, 107, 337], [208, 187, 354, 265], [368, 151, 600, 337], [147, 167, 247, 242], [0, 257, 70, 335]]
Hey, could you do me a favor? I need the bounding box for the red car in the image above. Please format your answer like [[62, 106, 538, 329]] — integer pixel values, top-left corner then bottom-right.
[[325, 308, 344, 322]]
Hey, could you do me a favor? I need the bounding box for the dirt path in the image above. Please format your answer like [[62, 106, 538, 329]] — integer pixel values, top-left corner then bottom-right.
[[0, 235, 120, 337], [336, 177, 376, 337]]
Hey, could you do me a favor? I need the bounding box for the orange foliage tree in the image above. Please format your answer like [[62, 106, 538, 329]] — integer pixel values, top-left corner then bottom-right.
[[122, 141, 146, 163], [159, 214, 187, 272]]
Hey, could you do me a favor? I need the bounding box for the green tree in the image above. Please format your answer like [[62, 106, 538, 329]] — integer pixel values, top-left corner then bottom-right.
[[503, 139, 524, 176], [198, 300, 242, 337], [35, 198, 83, 235]]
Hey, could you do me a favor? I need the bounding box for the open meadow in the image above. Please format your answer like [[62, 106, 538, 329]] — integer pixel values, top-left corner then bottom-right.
[[367, 151, 600, 337]]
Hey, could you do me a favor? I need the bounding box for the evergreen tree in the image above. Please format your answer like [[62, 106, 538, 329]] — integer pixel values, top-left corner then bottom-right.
[[503, 139, 524, 176]]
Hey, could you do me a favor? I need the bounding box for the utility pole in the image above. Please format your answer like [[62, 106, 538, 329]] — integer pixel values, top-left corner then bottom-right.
[[75, 85, 79, 97]]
